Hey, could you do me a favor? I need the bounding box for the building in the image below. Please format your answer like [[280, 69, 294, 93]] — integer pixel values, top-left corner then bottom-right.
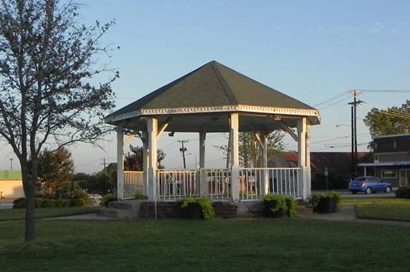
[[271, 152, 371, 190], [359, 134, 410, 187], [0, 170, 24, 199]]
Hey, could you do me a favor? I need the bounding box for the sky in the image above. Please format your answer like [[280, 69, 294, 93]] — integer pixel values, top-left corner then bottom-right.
[[1, 0, 410, 173]]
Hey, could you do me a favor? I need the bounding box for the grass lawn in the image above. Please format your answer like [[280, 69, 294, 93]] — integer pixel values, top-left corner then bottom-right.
[[0, 207, 98, 221], [342, 197, 410, 221], [1, 219, 410, 272], [341, 197, 410, 206]]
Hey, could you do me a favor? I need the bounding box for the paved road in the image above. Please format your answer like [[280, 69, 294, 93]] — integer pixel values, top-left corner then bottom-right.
[[313, 190, 396, 198], [0, 203, 13, 209]]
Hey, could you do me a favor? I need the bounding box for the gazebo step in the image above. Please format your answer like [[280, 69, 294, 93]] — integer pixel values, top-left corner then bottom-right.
[[297, 203, 313, 215], [108, 200, 144, 210], [96, 207, 139, 220]]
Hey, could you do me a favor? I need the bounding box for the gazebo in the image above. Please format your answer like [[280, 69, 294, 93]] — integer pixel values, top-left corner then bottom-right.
[[105, 61, 320, 201]]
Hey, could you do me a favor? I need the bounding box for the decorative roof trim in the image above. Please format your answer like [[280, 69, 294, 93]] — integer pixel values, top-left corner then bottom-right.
[[105, 104, 320, 124]]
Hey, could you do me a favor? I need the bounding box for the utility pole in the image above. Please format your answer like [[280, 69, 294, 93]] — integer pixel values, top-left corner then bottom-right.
[[178, 140, 188, 169], [9, 158, 13, 171], [101, 158, 107, 171], [348, 90, 363, 179]]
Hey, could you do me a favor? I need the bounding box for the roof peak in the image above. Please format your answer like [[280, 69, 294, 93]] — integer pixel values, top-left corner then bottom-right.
[[106, 61, 320, 125]]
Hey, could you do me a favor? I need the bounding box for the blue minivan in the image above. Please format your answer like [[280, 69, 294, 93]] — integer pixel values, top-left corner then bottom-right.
[[348, 176, 392, 194]]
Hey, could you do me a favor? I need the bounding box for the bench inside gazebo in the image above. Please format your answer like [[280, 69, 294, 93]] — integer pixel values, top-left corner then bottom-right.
[[105, 61, 320, 202]]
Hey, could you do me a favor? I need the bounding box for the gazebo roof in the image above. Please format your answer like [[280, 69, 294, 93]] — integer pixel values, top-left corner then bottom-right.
[[106, 61, 320, 131]]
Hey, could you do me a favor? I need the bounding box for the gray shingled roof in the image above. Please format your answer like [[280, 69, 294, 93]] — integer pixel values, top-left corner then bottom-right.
[[106, 61, 317, 123]]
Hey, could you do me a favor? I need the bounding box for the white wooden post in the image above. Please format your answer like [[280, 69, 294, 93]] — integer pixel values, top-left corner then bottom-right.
[[116, 126, 124, 200], [261, 133, 269, 196], [297, 117, 307, 199], [142, 131, 149, 196], [230, 113, 240, 201], [147, 118, 158, 201], [199, 131, 207, 195], [305, 125, 311, 197]]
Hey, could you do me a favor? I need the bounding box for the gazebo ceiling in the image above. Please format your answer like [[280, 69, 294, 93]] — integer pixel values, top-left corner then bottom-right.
[[106, 60, 320, 132]]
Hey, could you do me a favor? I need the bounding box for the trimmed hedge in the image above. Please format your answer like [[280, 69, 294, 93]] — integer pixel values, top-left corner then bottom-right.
[[178, 198, 215, 219], [12, 189, 91, 209], [396, 187, 410, 199], [100, 194, 118, 207], [263, 194, 297, 218], [309, 192, 341, 213]]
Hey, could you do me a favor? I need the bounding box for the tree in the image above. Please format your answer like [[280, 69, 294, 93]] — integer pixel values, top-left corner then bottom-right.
[[364, 100, 410, 148], [37, 147, 74, 196], [215, 131, 285, 168], [0, 0, 116, 241], [124, 144, 166, 171]]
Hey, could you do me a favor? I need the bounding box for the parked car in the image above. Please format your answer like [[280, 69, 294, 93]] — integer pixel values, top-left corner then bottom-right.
[[88, 193, 103, 204], [348, 176, 392, 194]]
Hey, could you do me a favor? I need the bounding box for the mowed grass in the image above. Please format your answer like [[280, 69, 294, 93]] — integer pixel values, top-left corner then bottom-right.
[[1, 219, 410, 272], [342, 197, 410, 221], [0, 207, 97, 221]]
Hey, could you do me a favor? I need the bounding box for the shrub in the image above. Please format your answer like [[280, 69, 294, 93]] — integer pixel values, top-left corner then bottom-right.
[[396, 187, 410, 199], [35, 198, 55, 208], [13, 197, 26, 209], [179, 198, 215, 220], [70, 189, 92, 207], [309, 192, 341, 213], [54, 198, 70, 207], [133, 192, 148, 200], [100, 194, 118, 207], [263, 194, 297, 218]]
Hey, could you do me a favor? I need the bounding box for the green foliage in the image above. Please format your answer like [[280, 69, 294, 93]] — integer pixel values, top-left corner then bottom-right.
[[133, 192, 148, 200], [364, 100, 410, 149], [69, 189, 92, 207], [12, 198, 26, 209], [13, 192, 88, 209], [396, 187, 410, 199], [309, 192, 341, 213], [179, 198, 215, 220], [37, 148, 74, 196], [100, 194, 118, 207], [215, 131, 284, 168], [125, 145, 166, 170], [263, 194, 297, 218], [76, 165, 117, 196]]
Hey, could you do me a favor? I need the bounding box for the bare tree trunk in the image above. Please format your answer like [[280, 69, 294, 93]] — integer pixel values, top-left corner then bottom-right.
[[21, 166, 36, 242]]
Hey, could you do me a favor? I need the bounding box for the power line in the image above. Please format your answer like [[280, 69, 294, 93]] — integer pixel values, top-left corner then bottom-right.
[[313, 91, 348, 107], [358, 89, 410, 93], [318, 96, 351, 110]]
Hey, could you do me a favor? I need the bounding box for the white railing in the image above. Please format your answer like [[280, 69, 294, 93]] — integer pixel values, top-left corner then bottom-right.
[[239, 168, 302, 200], [126, 167, 303, 201], [156, 169, 231, 201], [157, 169, 200, 200], [203, 169, 231, 200], [124, 171, 144, 199]]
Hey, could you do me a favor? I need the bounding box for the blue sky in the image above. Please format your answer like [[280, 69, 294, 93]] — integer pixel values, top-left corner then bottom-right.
[[2, 0, 410, 172]]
